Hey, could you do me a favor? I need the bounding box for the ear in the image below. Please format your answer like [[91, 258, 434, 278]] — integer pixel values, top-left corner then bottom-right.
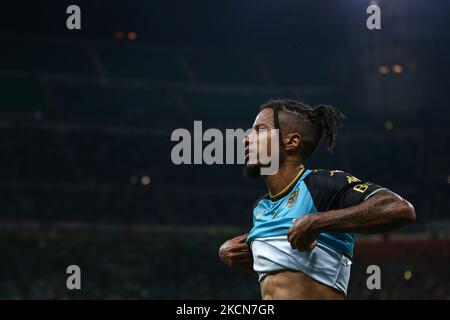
[[284, 133, 302, 152]]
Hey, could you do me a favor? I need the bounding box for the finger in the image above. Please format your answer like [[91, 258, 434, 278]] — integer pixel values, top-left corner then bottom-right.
[[293, 216, 307, 222], [227, 250, 252, 257], [287, 225, 297, 237], [226, 251, 253, 261], [287, 230, 292, 242], [227, 243, 250, 252], [288, 235, 298, 249], [287, 232, 296, 246], [287, 230, 299, 246], [234, 234, 249, 242], [223, 255, 250, 266], [297, 240, 317, 252], [308, 240, 317, 250]]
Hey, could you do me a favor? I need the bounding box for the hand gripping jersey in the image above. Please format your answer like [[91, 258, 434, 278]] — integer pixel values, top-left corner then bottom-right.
[[246, 168, 388, 294]]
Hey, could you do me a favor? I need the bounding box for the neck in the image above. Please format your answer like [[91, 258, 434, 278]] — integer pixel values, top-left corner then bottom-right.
[[264, 160, 304, 199]]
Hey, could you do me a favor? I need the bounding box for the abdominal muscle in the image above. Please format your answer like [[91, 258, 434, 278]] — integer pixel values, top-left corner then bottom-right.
[[260, 270, 345, 300]]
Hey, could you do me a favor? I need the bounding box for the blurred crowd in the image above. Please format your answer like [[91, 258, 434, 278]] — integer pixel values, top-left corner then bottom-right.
[[0, 229, 448, 299]]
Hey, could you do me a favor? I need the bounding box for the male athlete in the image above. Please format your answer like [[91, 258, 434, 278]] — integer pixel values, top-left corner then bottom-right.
[[219, 99, 415, 299]]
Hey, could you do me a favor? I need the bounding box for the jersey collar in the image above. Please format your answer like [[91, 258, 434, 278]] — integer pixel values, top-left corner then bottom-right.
[[269, 167, 305, 201]]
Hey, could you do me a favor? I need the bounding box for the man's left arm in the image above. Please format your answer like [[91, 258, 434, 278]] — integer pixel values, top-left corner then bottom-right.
[[288, 191, 416, 251]]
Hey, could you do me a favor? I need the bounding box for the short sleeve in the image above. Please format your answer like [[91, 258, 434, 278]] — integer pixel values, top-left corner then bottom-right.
[[303, 169, 389, 212]]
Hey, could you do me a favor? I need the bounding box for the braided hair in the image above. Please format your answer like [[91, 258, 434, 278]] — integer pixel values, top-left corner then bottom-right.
[[259, 99, 345, 160]]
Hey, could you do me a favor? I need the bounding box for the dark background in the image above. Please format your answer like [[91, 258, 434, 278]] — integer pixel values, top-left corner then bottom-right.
[[0, 0, 449, 299]]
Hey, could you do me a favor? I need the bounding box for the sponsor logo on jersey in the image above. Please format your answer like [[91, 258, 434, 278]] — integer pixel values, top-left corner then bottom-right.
[[255, 209, 264, 221]]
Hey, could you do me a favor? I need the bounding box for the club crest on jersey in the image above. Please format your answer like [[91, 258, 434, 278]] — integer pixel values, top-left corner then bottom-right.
[[286, 189, 299, 208]]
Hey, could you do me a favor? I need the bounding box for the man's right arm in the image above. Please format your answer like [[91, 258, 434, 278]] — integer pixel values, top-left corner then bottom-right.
[[218, 234, 257, 276]]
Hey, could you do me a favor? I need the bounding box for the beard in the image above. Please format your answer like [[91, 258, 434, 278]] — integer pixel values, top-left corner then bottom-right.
[[243, 164, 261, 180]]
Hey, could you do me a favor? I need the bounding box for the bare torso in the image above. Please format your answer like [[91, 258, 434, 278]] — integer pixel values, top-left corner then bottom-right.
[[260, 270, 345, 300]]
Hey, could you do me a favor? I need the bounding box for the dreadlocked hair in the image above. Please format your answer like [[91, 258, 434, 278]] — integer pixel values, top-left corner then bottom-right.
[[260, 99, 345, 160]]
